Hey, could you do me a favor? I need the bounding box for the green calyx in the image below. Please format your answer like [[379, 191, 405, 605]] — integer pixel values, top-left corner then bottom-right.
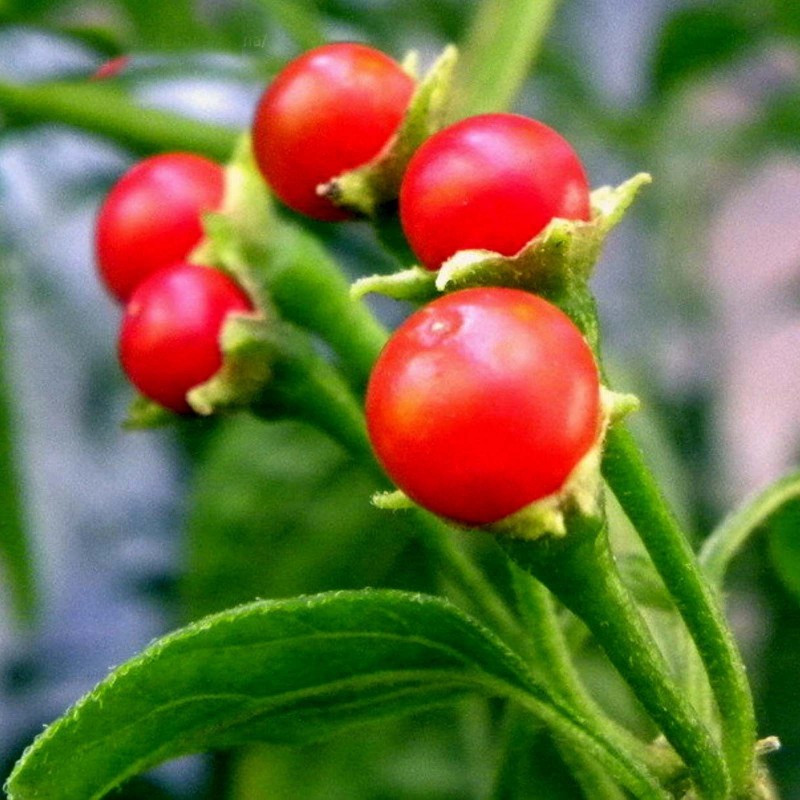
[[373, 386, 639, 540], [352, 172, 651, 304], [319, 45, 459, 217]]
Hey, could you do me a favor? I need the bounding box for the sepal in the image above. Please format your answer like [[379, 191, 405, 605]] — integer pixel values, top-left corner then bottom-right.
[[123, 395, 176, 430], [190, 134, 274, 307], [319, 46, 458, 217], [372, 387, 639, 541], [187, 313, 274, 415], [352, 173, 651, 302]]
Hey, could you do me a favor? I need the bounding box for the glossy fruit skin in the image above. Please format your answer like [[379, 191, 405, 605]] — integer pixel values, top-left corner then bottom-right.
[[119, 263, 253, 414], [252, 42, 415, 221], [399, 113, 591, 270], [96, 153, 224, 301], [366, 288, 600, 525]]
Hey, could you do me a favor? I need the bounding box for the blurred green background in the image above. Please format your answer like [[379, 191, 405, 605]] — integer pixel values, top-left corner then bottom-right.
[[1, 0, 799, 797]]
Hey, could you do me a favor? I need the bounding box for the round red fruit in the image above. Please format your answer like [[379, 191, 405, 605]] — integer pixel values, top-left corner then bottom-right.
[[366, 288, 600, 525], [399, 113, 591, 270], [252, 42, 415, 221], [96, 153, 224, 301], [119, 263, 253, 414]]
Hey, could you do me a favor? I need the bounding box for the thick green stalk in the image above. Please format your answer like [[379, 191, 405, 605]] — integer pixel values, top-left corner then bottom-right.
[[253, 350, 374, 464], [410, 512, 535, 661], [494, 680, 672, 800], [0, 81, 237, 161], [264, 225, 387, 393], [603, 424, 756, 796], [513, 573, 627, 800], [504, 516, 730, 800], [450, 0, 560, 120], [512, 569, 678, 772]]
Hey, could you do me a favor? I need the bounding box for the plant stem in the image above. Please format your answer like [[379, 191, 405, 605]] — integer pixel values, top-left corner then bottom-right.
[[504, 515, 730, 800], [264, 225, 387, 393], [556, 740, 628, 800], [492, 703, 628, 800], [513, 569, 674, 768], [411, 512, 536, 660], [700, 468, 800, 586], [0, 81, 237, 161], [254, 350, 374, 463], [449, 0, 560, 121], [513, 573, 628, 800], [492, 679, 672, 800], [603, 424, 756, 796], [0, 264, 37, 624], [253, 0, 325, 51]]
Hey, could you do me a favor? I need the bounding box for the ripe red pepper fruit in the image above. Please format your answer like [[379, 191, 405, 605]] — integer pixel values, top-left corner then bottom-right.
[[119, 262, 253, 414], [399, 113, 591, 270], [95, 153, 224, 302], [366, 287, 601, 525], [252, 42, 415, 221]]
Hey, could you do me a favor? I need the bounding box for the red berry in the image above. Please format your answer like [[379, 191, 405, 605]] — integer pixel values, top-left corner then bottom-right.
[[119, 263, 253, 414], [96, 153, 224, 302], [90, 55, 130, 81], [252, 42, 415, 221], [399, 113, 591, 270], [366, 288, 600, 525]]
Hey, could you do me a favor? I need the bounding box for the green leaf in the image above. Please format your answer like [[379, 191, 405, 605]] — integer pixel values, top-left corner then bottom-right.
[[351, 173, 651, 310], [700, 469, 800, 588], [618, 553, 674, 611], [182, 417, 425, 619], [320, 46, 458, 217], [650, 6, 757, 96], [774, 0, 800, 38], [5, 591, 531, 800]]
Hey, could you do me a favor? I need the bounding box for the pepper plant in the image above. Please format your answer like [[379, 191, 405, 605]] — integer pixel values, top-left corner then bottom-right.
[[0, 1, 797, 798]]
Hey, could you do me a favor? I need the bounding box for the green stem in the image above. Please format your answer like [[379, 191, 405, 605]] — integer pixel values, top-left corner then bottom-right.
[[450, 0, 561, 121], [504, 515, 730, 800], [492, 679, 671, 800], [490, 707, 630, 800], [0, 265, 37, 624], [700, 468, 800, 586], [253, 0, 325, 51], [556, 741, 627, 800], [0, 81, 237, 161], [265, 225, 387, 392], [513, 569, 674, 768], [513, 573, 628, 800], [254, 351, 374, 464], [603, 424, 756, 796], [411, 512, 535, 661]]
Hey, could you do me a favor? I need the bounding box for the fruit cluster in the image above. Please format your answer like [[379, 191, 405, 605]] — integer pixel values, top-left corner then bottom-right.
[[96, 42, 600, 525]]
